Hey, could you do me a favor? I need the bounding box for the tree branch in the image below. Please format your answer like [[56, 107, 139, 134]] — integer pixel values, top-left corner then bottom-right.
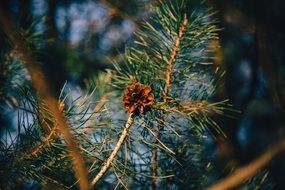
[[163, 14, 188, 101], [0, 9, 90, 190], [151, 14, 189, 189], [91, 113, 134, 188], [207, 136, 285, 190]]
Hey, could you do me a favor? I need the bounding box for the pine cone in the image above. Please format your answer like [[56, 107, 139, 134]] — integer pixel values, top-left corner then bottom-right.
[[122, 82, 154, 115]]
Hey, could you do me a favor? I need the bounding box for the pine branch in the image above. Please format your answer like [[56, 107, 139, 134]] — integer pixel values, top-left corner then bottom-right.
[[111, 0, 224, 187], [163, 14, 188, 101], [91, 113, 134, 188], [152, 13, 188, 188], [0, 1, 236, 188], [0, 9, 90, 190], [207, 136, 285, 190]]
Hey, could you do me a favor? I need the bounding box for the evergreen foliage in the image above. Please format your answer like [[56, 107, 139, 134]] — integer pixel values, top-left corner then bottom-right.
[[0, 0, 272, 189]]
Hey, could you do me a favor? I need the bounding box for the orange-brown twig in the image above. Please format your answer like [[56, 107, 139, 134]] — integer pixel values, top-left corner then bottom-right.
[[207, 137, 285, 190], [31, 125, 58, 156], [163, 14, 188, 101], [151, 14, 189, 189], [31, 102, 65, 156]]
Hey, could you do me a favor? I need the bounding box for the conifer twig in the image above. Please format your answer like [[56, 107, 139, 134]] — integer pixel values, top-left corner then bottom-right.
[[207, 136, 285, 190], [151, 14, 189, 188], [91, 113, 134, 188], [163, 14, 188, 101], [0, 9, 90, 190], [93, 93, 110, 113], [31, 101, 65, 156], [151, 126, 160, 189], [31, 125, 57, 156], [82, 93, 110, 133]]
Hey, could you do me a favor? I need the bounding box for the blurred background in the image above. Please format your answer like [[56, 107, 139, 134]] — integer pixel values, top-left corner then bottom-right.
[[1, 0, 285, 189]]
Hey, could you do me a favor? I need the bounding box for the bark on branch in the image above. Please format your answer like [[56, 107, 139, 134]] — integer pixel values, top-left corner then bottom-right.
[[207, 137, 285, 190], [151, 14, 189, 189], [163, 14, 188, 101], [91, 114, 134, 188]]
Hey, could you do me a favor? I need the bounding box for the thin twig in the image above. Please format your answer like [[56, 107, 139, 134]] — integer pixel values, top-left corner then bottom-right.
[[93, 93, 110, 113], [207, 136, 285, 190], [0, 9, 90, 190], [91, 113, 134, 188], [151, 126, 160, 189], [145, 125, 175, 155], [31, 125, 57, 156], [31, 102, 65, 156], [151, 14, 189, 189], [112, 165, 129, 190], [82, 93, 110, 133]]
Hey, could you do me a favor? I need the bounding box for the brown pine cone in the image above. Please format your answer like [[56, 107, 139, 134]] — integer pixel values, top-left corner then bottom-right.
[[122, 82, 154, 115]]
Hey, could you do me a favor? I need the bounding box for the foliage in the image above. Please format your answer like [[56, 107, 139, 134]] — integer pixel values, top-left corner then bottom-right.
[[0, 0, 273, 189]]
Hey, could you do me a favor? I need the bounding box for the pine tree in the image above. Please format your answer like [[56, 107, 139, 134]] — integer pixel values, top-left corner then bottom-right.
[[0, 0, 273, 189]]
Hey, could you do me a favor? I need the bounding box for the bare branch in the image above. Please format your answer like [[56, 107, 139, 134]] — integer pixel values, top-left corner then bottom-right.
[[207, 137, 285, 190]]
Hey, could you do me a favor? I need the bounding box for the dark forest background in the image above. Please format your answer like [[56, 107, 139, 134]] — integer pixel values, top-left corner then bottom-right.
[[1, 0, 285, 189]]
